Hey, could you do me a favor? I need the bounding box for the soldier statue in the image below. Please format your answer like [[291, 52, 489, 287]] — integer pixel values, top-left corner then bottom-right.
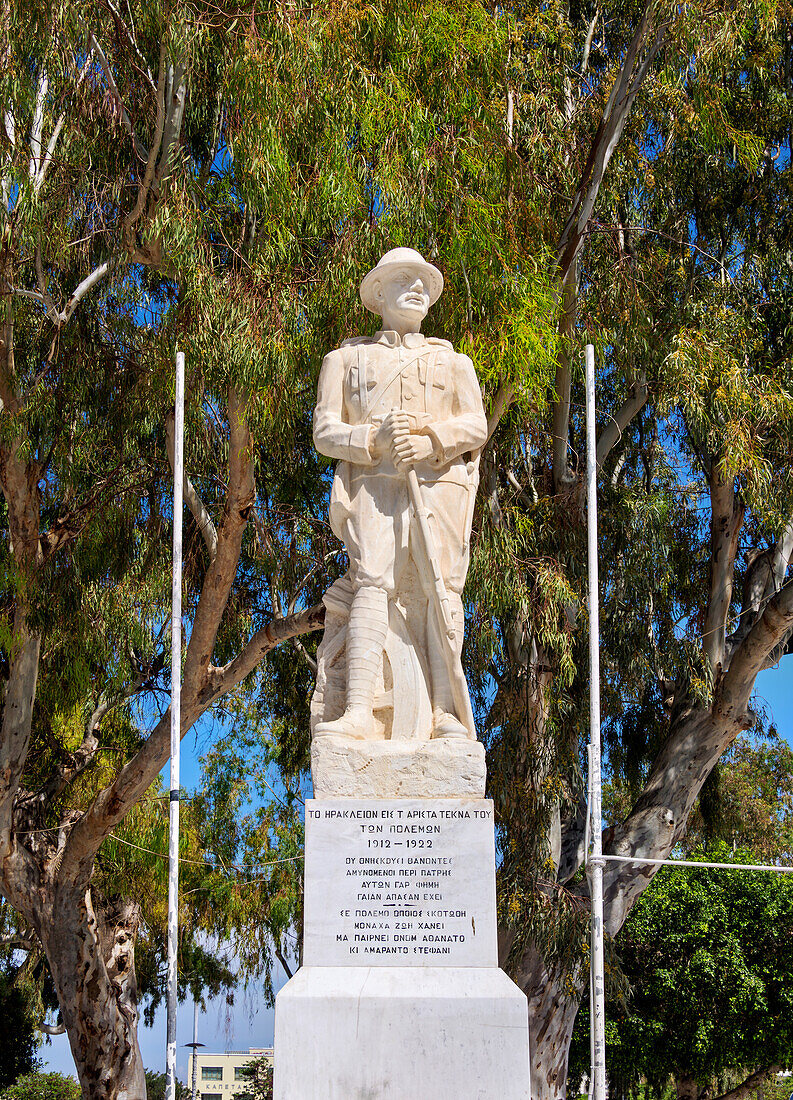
[[311, 248, 487, 744]]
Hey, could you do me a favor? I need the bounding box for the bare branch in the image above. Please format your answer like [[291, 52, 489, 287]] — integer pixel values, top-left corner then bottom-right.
[[709, 1067, 781, 1100], [165, 412, 218, 562], [61, 605, 324, 877], [40, 1021, 67, 1037], [33, 50, 96, 195], [84, 26, 148, 161], [556, 4, 670, 284], [703, 469, 744, 676], [551, 263, 577, 491], [595, 372, 648, 468], [154, 61, 187, 188], [124, 40, 166, 234], [29, 69, 48, 182]]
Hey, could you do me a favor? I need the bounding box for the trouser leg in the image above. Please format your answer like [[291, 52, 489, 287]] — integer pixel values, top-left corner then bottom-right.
[[346, 585, 389, 711], [315, 585, 388, 739], [428, 592, 470, 738]]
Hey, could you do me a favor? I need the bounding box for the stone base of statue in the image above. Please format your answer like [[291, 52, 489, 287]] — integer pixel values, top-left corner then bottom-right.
[[311, 734, 486, 799], [274, 966, 529, 1099], [273, 800, 531, 1099]]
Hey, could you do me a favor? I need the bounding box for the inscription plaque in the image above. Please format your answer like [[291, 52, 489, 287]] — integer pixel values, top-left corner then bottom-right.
[[303, 798, 498, 967]]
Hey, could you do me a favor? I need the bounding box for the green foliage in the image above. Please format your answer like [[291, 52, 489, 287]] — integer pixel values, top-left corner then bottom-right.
[[236, 1057, 274, 1100], [569, 848, 793, 1095], [0, 972, 39, 1091], [143, 1070, 189, 1100], [0, 1074, 81, 1100]]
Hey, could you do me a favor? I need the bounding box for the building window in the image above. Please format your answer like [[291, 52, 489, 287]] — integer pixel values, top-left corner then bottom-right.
[[234, 1068, 249, 1082], [201, 1067, 223, 1081]]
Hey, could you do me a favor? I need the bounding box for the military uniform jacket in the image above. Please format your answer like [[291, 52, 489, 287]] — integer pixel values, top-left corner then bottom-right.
[[313, 329, 488, 485]]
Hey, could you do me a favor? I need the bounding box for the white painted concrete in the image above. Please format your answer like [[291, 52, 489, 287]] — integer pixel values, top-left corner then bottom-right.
[[273, 966, 531, 1099]]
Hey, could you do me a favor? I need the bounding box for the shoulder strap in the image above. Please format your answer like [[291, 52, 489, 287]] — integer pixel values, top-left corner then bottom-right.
[[363, 350, 424, 421], [423, 350, 436, 411]]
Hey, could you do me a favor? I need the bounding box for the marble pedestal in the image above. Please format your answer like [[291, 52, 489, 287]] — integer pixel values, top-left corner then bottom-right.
[[274, 966, 530, 1100], [273, 800, 531, 1099]]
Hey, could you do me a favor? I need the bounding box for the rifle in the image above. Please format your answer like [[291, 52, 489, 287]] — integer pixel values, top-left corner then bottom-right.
[[405, 467, 475, 737]]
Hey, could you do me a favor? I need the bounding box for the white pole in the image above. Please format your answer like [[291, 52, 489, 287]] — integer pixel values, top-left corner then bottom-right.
[[585, 343, 607, 1100], [166, 349, 185, 1100], [191, 1000, 199, 1100]]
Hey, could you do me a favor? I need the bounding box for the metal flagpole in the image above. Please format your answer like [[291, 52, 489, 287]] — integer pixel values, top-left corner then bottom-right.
[[166, 349, 185, 1100], [186, 999, 204, 1100], [585, 343, 607, 1100]]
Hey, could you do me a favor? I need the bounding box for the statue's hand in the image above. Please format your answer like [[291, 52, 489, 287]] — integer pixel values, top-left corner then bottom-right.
[[371, 410, 410, 458], [392, 433, 434, 468]]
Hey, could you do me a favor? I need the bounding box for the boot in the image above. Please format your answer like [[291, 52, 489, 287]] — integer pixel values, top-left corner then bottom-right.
[[429, 592, 470, 739], [314, 585, 388, 739]]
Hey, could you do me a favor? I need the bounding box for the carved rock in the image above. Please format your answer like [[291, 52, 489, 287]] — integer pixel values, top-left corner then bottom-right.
[[311, 734, 486, 799]]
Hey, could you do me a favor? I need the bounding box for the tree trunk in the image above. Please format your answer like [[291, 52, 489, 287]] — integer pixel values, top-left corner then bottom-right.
[[41, 887, 146, 1100], [677, 1076, 700, 1100], [517, 943, 582, 1100]]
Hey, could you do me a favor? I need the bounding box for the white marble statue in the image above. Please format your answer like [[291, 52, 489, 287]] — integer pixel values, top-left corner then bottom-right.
[[311, 248, 487, 748]]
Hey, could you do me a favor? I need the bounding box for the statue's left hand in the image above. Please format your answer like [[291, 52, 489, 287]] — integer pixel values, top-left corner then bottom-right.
[[392, 433, 434, 467]]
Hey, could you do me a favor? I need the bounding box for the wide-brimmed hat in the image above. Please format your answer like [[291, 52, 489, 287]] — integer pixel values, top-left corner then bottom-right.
[[359, 247, 444, 314]]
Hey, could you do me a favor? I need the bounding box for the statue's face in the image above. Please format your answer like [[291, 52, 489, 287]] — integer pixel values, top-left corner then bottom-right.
[[374, 267, 431, 325]]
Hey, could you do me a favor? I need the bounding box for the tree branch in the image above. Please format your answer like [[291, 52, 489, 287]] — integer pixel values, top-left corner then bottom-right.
[[206, 604, 325, 702], [40, 1021, 67, 1037], [719, 578, 793, 719], [485, 381, 515, 444], [551, 262, 577, 491], [41, 670, 151, 803], [154, 60, 187, 188], [28, 69, 48, 183], [85, 26, 149, 161], [556, 3, 670, 285], [709, 1067, 781, 1100], [181, 385, 255, 698], [595, 372, 648, 468], [165, 411, 218, 563], [703, 469, 744, 677], [275, 941, 294, 980], [60, 605, 324, 878], [34, 252, 114, 327], [486, 7, 666, 444], [103, 0, 156, 91], [124, 39, 166, 236], [33, 50, 96, 195]]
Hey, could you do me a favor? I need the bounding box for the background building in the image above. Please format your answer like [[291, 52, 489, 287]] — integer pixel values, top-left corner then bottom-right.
[[187, 1048, 274, 1098]]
